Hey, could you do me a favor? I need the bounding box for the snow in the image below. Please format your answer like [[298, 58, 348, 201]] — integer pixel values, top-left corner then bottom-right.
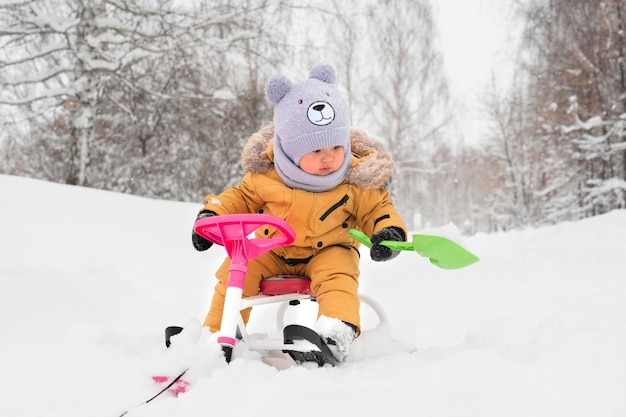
[[1, 174, 626, 417]]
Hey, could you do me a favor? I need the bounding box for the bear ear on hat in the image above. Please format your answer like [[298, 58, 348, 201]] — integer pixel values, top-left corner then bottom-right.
[[265, 75, 292, 104], [309, 64, 336, 84]]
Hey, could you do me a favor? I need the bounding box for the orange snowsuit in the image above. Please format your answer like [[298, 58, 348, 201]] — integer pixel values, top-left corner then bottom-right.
[[199, 123, 406, 333]]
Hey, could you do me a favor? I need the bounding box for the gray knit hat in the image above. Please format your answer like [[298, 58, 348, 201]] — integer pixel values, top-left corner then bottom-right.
[[265, 64, 351, 167]]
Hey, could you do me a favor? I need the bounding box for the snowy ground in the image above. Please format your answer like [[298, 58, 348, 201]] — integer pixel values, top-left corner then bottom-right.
[[1, 174, 625, 417]]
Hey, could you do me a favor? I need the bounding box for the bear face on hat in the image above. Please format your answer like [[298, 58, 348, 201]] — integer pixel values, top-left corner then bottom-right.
[[265, 64, 351, 166]]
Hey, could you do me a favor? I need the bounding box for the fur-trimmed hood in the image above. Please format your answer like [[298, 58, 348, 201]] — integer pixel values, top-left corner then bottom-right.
[[241, 122, 395, 190]]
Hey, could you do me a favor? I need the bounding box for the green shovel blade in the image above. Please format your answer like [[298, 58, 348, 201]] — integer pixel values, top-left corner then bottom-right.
[[349, 229, 479, 270], [409, 234, 479, 269]]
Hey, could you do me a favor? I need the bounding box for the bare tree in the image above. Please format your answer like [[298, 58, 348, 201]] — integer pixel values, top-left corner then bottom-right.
[[0, 0, 285, 195], [360, 0, 451, 229], [515, 0, 626, 220]]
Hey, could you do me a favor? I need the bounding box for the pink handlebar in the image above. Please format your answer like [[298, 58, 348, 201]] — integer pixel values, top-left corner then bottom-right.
[[193, 214, 297, 356], [194, 214, 296, 262]]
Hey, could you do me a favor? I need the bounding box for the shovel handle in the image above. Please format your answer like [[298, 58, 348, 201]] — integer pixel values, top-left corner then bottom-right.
[[348, 229, 411, 250]]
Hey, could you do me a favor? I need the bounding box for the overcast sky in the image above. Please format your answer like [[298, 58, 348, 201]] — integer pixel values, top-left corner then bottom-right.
[[434, 0, 519, 145]]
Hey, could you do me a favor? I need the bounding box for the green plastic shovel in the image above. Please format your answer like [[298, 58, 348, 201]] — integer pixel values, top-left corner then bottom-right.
[[349, 229, 479, 270]]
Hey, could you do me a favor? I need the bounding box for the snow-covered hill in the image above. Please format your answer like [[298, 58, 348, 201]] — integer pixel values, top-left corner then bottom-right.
[[1, 174, 625, 417]]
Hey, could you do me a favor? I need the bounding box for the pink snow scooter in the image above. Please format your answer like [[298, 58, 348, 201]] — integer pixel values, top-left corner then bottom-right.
[[192, 213, 390, 367], [123, 214, 479, 414]]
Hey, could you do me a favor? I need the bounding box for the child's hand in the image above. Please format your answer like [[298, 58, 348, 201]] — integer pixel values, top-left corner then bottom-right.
[[370, 227, 405, 261], [191, 211, 217, 251]]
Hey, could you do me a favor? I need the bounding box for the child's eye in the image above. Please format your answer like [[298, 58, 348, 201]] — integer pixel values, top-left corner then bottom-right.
[[313, 149, 321, 153], [334, 146, 342, 150]]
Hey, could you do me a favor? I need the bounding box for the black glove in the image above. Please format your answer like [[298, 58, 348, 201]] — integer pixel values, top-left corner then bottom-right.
[[191, 211, 217, 251], [370, 227, 405, 262]]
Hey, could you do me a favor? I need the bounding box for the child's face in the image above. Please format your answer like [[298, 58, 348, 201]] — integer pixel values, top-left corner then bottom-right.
[[299, 146, 345, 176]]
